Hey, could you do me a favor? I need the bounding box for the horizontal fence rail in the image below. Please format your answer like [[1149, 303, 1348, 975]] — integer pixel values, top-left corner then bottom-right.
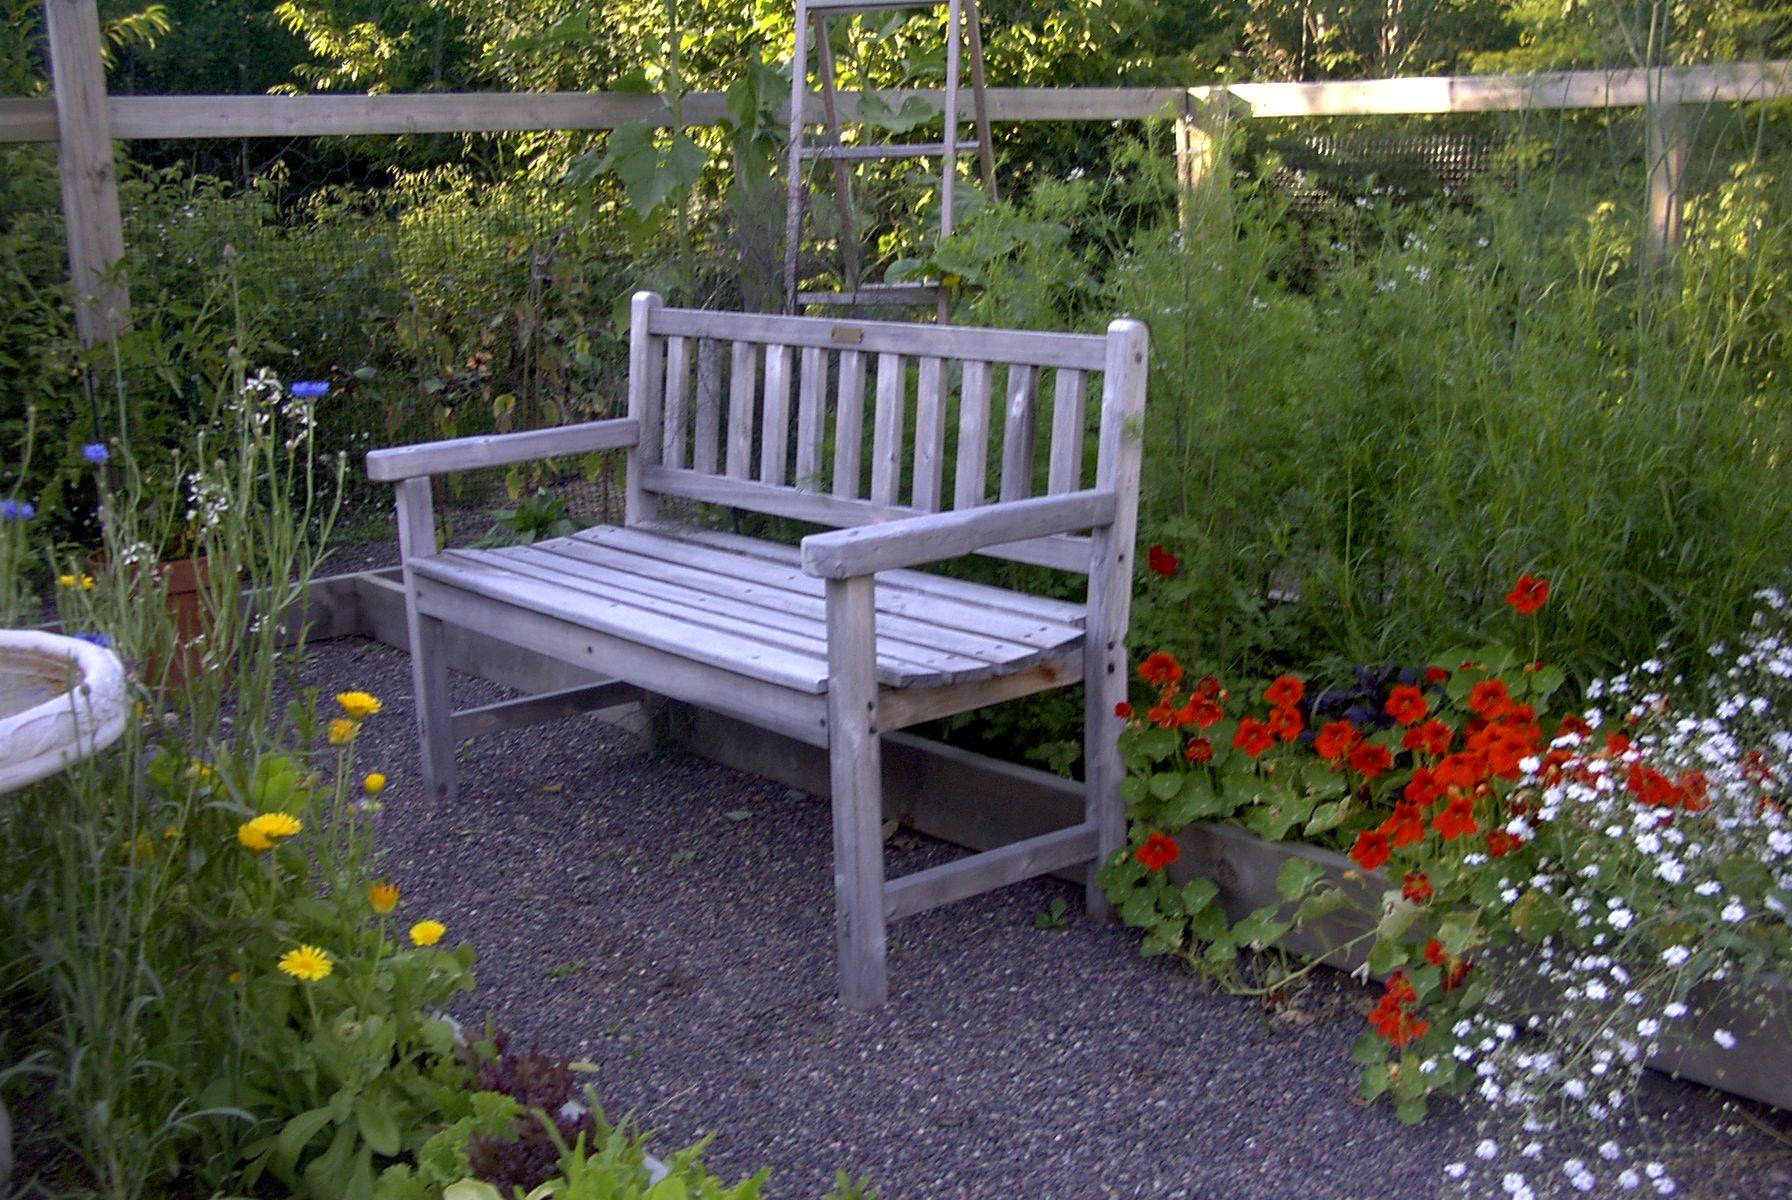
[[3, 62, 1790, 145]]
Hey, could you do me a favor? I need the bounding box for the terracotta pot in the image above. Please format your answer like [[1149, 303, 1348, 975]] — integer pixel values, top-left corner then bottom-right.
[[87, 552, 218, 690]]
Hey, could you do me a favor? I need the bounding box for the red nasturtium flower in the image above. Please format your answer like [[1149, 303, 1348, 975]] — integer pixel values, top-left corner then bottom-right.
[[1264, 675, 1305, 709], [1402, 871, 1433, 904], [1267, 704, 1304, 743], [1114, 701, 1134, 720], [1139, 652, 1183, 687], [1424, 665, 1450, 685], [1506, 573, 1550, 615], [1434, 751, 1489, 791], [1369, 971, 1430, 1046], [1186, 737, 1214, 763], [1607, 732, 1633, 756], [1383, 800, 1426, 848], [1383, 684, 1429, 726], [1234, 718, 1275, 758], [1315, 720, 1361, 763], [1350, 828, 1392, 872], [1186, 694, 1225, 729], [1425, 938, 1474, 991], [1147, 544, 1180, 577], [1404, 767, 1443, 808], [1349, 742, 1394, 780], [1485, 829, 1522, 857], [1403, 719, 1453, 756], [1135, 832, 1181, 872], [1433, 794, 1480, 841], [1468, 678, 1514, 719], [1147, 701, 1177, 728], [1557, 714, 1593, 739]]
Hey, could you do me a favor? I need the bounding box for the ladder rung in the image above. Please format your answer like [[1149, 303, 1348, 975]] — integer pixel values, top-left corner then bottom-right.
[[799, 284, 943, 307], [802, 142, 982, 161], [806, 0, 942, 11]]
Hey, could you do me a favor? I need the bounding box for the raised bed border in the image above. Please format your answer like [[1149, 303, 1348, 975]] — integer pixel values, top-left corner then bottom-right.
[[303, 569, 1790, 1111]]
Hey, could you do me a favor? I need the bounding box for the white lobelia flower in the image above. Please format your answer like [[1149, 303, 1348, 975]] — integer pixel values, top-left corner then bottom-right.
[[1720, 900, 1746, 922], [1662, 945, 1691, 967], [1714, 1029, 1737, 1049], [1477, 1139, 1499, 1160]]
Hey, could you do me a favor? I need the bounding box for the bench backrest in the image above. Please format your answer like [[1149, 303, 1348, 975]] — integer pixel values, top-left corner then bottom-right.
[[623, 292, 1147, 574]]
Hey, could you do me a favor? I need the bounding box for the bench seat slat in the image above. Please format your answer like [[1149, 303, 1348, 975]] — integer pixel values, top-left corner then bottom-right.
[[528, 536, 1052, 664], [634, 523, 1089, 627], [411, 524, 1084, 692], [586, 523, 1086, 643], [439, 548, 989, 680]]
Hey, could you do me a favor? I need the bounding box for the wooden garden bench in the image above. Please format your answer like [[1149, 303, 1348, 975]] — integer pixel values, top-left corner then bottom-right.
[[366, 292, 1148, 1008]]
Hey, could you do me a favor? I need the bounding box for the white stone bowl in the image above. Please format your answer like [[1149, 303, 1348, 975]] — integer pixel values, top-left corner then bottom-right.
[[0, 630, 128, 794]]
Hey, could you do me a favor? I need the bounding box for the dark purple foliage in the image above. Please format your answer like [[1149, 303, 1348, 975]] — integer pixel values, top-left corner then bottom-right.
[[460, 1030, 599, 1192]]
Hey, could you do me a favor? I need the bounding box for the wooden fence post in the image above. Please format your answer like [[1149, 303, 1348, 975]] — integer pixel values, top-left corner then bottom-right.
[[1174, 90, 1246, 233], [44, 0, 129, 346], [1643, 96, 1689, 273]]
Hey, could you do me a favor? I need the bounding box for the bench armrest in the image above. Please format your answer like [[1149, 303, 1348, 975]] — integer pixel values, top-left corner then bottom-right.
[[365, 417, 640, 483], [800, 489, 1116, 579]]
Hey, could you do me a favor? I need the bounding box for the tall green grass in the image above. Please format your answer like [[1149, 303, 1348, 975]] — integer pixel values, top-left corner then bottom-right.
[[956, 119, 1792, 691]]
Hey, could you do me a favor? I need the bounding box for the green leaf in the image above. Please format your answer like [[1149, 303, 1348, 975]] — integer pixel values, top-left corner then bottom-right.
[[1293, 887, 1347, 925], [1304, 800, 1346, 835], [1275, 857, 1325, 901], [1350, 1030, 1387, 1065], [276, 1106, 335, 1163], [1179, 876, 1219, 913], [1358, 1063, 1391, 1101], [855, 92, 939, 133], [1367, 937, 1407, 976], [355, 1095, 400, 1157], [1394, 1094, 1429, 1124], [1231, 905, 1292, 949], [1375, 896, 1420, 945], [444, 1183, 506, 1200], [1437, 913, 1478, 958], [1149, 771, 1183, 801]]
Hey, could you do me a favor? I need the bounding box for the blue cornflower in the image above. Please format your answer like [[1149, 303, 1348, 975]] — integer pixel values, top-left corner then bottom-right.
[[73, 632, 112, 648], [83, 442, 110, 464], [0, 498, 33, 520], [290, 381, 329, 399]]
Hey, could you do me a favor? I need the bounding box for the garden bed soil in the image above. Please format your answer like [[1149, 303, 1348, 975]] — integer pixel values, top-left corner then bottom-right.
[[286, 636, 1792, 1200]]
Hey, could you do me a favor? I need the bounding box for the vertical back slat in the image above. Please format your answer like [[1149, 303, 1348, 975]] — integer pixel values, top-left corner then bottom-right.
[[911, 357, 946, 512], [870, 352, 906, 505], [661, 336, 691, 469], [832, 349, 867, 498], [1046, 368, 1087, 494], [998, 363, 1038, 503], [760, 343, 793, 485], [795, 346, 827, 490], [952, 359, 992, 509], [624, 292, 665, 524], [726, 340, 757, 479], [693, 338, 722, 474]]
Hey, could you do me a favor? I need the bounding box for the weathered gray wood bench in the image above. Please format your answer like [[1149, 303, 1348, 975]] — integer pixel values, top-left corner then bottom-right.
[[366, 292, 1148, 1007]]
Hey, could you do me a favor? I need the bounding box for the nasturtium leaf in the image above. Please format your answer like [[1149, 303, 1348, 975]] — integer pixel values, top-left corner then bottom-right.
[[1202, 937, 1237, 970], [1191, 902, 1230, 941], [1358, 1063, 1391, 1100], [1120, 776, 1148, 808], [1375, 895, 1420, 945], [1180, 876, 1219, 912], [1276, 857, 1326, 901], [1149, 772, 1183, 801], [1350, 1029, 1387, 1065], [1304, 801, 1346, 835], [1293, 887, 1347, 925], [1231, 905, 1292, 949], [1438, 913, 1478, 958], [1368, 936, 1407, 976], [1394, 1095, 1429, 1124]]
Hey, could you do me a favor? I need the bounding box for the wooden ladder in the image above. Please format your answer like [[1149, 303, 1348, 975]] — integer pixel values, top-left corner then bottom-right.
[[781, 0, 998, 322]]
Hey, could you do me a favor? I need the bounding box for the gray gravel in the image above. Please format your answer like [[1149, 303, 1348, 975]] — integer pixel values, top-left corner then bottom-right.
[[295, 636, 1792, 1200]]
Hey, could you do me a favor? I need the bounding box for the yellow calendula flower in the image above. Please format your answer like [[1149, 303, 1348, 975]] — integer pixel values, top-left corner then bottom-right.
[[327, 718, 359, 746], [123, 836, 156, 864], [336, 691, 382, 719], [186, 761, 217, 783], [277, 945, 333, 982], [227, 970, 243, 985], [162, 825, 182, 840], [57, 573, 95, 590], [363, 772, 387, 794], [368, 881, 400, 914], [237, 811, 302, 851], [408, 920, 446, 947]]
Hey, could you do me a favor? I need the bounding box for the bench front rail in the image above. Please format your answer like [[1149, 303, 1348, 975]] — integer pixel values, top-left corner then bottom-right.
[[368, 292, 1148, 1008]]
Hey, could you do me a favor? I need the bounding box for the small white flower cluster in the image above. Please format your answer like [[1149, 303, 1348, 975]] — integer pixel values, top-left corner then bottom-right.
[[1442, 588, 1792, 1198]]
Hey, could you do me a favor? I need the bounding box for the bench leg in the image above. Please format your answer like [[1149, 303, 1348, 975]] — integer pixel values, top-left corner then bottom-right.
[[408, 611, 457, 804], [1083, 637, 1125, 921], [825, 576, 888, 1009]]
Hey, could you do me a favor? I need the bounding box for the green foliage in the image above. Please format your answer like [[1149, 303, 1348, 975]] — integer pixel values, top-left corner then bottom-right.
[[474, 491, 595, 547]]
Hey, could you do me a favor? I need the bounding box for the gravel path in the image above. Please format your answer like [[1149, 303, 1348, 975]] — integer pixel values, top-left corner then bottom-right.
[[298, 636, 1792, 1200]]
